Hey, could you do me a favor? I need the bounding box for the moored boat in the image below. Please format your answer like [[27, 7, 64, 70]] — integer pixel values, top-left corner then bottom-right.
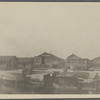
[[1, 73, 25, 87], [53, 83, 78, 90], [26, 73, 45, 88]]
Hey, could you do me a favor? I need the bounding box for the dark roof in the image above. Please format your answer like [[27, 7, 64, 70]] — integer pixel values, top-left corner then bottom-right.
[[0, 56, 16, 61]]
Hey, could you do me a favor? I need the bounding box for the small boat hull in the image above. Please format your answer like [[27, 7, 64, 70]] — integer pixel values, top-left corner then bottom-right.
[[53, 83, 78, 90]]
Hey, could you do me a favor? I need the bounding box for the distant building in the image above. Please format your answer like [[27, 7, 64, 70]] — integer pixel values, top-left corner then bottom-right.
[[18, 57, 34, 75], [92, 57, 100, 70], [0, 56, 18, 70], [66, 54, 92, 70], [18, 57, 34, 68], [34, 52, 66, 68]]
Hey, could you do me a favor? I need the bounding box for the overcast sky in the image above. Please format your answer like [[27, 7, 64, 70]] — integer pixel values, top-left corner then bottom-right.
[[0, 3, 100, 59]]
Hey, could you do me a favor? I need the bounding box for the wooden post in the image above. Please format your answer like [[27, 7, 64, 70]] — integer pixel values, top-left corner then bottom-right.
[[94, 73, 99, 94], [1, 75, 3, 90], [15, 77, 17, 93]]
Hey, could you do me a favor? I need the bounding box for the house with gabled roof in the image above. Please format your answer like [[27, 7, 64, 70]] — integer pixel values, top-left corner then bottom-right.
[[66, 54, 92, 70], [92, 57, 100, 70], [34, 52, 66, 68]]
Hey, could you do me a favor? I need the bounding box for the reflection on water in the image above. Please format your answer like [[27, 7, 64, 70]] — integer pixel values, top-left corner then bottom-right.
[[0, 69, 99, 94], [0, 76, 98, 94], [0, 82, 94, 94]]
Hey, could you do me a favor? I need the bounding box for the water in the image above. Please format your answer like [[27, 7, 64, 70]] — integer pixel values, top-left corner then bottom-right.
[[0, 82, 96, 94], [0, 69, 99, 94]]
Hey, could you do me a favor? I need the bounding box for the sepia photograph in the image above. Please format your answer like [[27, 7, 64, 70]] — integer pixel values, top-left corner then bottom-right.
[[0, 3, 100, 97]]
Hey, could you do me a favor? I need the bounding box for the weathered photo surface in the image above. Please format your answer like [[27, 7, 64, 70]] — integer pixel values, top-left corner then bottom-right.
[[0, 3, 100, 95]]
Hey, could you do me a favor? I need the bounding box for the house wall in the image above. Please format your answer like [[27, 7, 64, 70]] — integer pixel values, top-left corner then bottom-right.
[[22, 64, 33, 75], [34, 56, 41, 68], [0, 57, 18, 70], [18, 64, 24, 69], [11, 57, 18, 69], [34, 56, 66, 68], [18, 58, 34, 69], [0, 64, 7, 70], [67, 59, 91, 70], [92, 58, 100, 70]]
